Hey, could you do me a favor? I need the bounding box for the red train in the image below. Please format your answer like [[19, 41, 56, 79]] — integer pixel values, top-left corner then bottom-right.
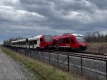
[[11, 33, 87, 51], [52, 33, 87, 51]]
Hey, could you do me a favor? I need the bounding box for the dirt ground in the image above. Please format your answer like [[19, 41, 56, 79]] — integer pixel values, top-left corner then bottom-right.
[[0, 48, 36, 80]]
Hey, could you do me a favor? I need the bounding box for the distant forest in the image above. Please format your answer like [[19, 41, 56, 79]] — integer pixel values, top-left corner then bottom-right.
[[3, 36, 23, 45], [3, 31, 107, 45], [85, 31, 107, 42]]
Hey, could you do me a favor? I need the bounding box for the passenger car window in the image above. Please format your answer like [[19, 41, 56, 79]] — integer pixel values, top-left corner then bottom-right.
[[66, 38, 70, 44], [59, 38, 63, 44], [29, 41, 33, 45], [34, 40, 37, 44], [63, 38, 65, 44]]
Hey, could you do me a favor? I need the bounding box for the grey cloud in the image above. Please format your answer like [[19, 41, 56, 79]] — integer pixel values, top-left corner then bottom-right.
[[0, 0, 107, 43], [18, 0, 96, 27], [86, 0, 107, 9], [10, 0, 107, 30]]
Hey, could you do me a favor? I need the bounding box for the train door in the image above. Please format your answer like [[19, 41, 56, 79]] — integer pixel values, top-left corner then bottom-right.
[[65, 37, 70, 47], [37, 38, 40, 48], [70, 38, 76, 48], [39, 38, 43, 49], [34, 40, 37, 48], [55, 39, 58, 48], [26, 38, 29, 48]]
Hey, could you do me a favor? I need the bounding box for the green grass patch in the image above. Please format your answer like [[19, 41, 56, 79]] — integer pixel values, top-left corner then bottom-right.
[[0, 46, 86, 80]]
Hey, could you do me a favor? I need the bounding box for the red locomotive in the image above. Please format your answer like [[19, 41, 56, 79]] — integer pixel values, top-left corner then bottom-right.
[[52, 33, 87, 51]]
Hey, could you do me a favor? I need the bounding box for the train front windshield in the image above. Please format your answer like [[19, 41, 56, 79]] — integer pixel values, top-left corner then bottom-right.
[[75, 36, 85, 42], [44, 35, 52, 42]]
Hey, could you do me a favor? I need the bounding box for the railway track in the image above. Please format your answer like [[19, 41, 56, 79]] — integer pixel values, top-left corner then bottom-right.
[[4, 45, 107, 61], [44, 50, 107, 61]]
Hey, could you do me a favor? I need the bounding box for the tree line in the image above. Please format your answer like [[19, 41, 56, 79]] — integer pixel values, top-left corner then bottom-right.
[[85, 31, 107, 42], [3, 36, 24, 45]]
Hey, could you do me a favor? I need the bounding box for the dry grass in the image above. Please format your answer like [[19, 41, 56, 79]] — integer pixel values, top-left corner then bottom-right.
[[87, 43, 107, 53], [87, 43, 107, 48]]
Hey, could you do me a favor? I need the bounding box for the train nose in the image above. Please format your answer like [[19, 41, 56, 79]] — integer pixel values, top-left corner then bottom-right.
[[81, 43, 86, 46], [79, 43, 87, 51], [79, 42, 87, 46]]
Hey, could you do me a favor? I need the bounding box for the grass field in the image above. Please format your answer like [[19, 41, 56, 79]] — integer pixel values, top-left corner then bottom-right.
[[87, 43, 107, 53]]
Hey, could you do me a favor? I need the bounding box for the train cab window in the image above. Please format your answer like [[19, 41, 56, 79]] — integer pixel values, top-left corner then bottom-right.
[[44, 35, 52, 42], [76, 36, 85, 42], [34, 40, 37, 44], [71, 38, 75, 44], [40, 38, 43, 42], [66, 38, 70, 44]]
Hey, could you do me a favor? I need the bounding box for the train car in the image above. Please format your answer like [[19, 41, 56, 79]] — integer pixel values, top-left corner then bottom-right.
[[11, 34, 53, 50], [19, 39, 27, 48], [11, 40, 19, 47], [11, 39, 27, 48], [52, 33, 87, 51], [27, 34, 53, 50]]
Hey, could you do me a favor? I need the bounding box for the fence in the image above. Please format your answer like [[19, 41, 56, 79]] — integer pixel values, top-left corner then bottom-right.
[[4, 46, 107, 80]]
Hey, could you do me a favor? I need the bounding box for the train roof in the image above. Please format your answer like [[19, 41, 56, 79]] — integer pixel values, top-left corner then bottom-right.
[[28, 37, 34, 41], [28, 34, 52, 41], [19, 39, 26, 42], [11, 40, 18, 43], [53, 33, 83, 38], [11, 38, 26, 43], [72, 34, 83, 36], [11, 34, 52, 42], [33, 35, 42, 39], [28, 35, 42, 41]]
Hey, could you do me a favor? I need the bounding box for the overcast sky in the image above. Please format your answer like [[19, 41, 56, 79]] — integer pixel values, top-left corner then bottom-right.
[[0, 0, 107, 44]]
